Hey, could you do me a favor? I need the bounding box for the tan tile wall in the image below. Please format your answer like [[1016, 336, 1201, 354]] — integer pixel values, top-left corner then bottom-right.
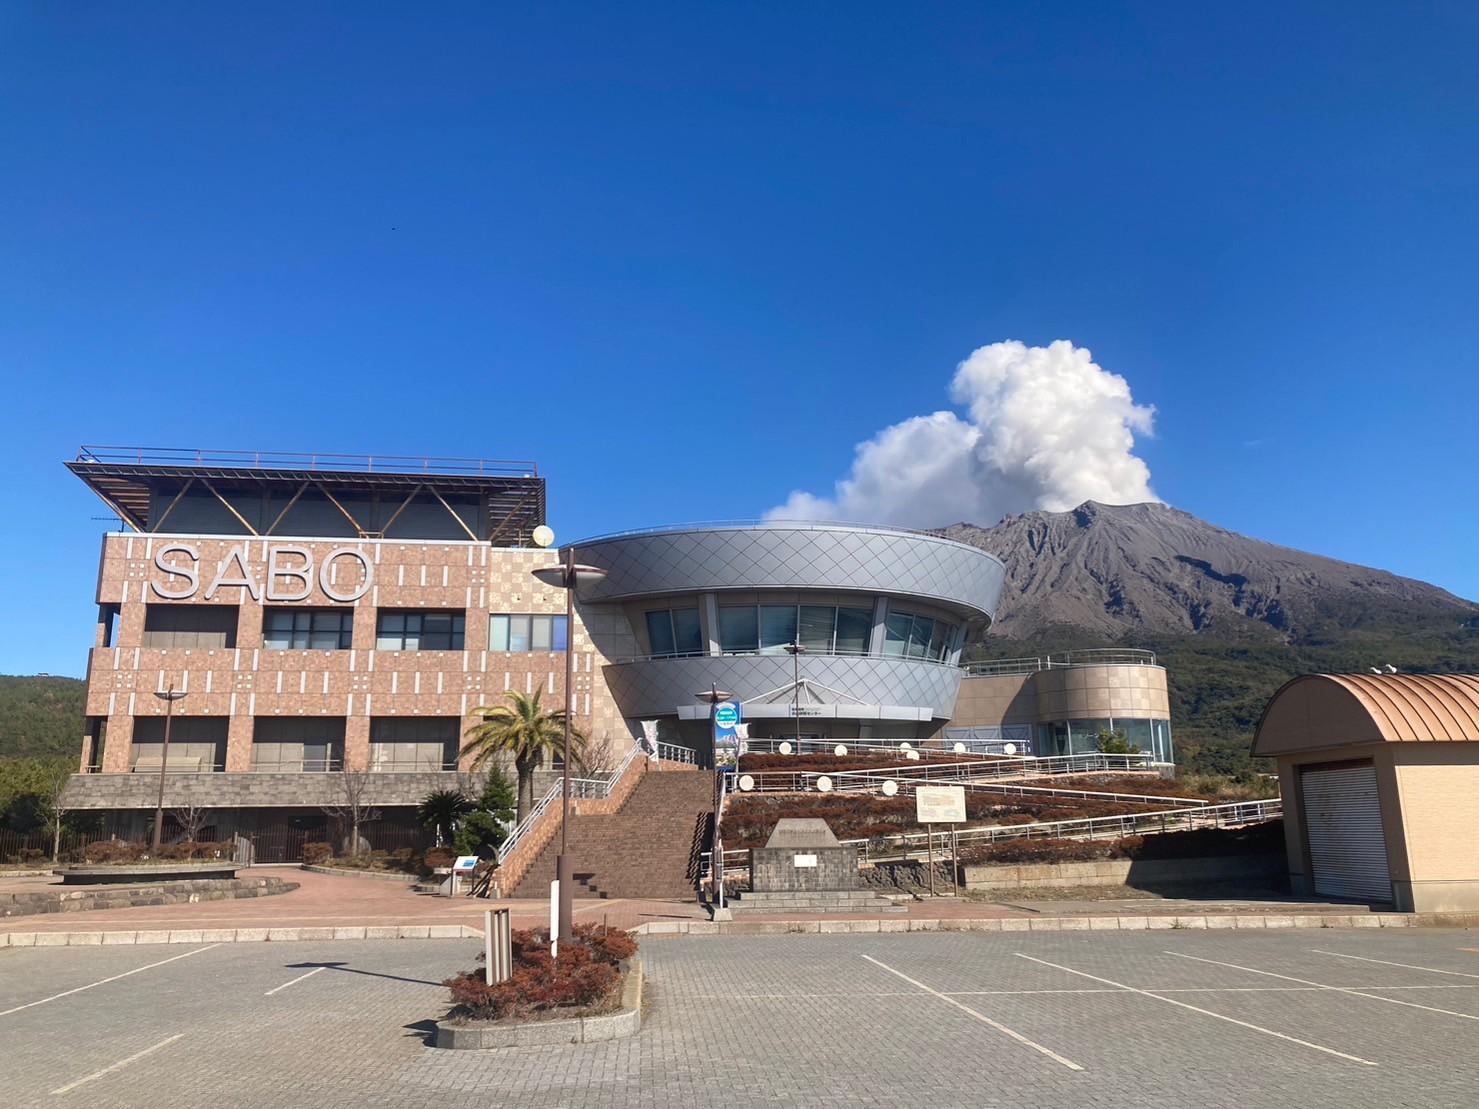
[[947, 665, 1171, 729], [84, 534, 630, 775], [1392, 744, 1479, 883]]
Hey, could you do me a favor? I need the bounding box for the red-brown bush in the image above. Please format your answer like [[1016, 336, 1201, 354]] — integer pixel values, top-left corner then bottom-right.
[[81, 841, 146, 863], [301, 842, 333, 865], [443, 924, 637, 1021]]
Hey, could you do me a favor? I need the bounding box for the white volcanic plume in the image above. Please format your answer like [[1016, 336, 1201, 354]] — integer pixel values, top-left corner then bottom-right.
[[768, 340, 1158, 527]]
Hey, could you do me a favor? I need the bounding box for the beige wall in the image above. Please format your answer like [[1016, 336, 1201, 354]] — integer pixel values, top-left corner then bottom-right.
[[1273, 743, 1479, 912], [948, 664, 1170, 730], [1391, 744, 1479, 912], [83, 534, 629, 776]]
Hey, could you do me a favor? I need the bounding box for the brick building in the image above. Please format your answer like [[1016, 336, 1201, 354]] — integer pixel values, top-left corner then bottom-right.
[[61, 446, 1171, 861]]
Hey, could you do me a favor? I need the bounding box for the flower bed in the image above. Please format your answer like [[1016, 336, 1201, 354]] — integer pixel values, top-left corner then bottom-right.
[[722, 793, 1160, 849], [442, 924, 637, 1022], [68, 840, 234, 864]]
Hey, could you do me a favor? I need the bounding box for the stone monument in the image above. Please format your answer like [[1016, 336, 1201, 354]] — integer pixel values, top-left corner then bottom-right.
[[730, 817, 904, 915], [750, 818, 858, 892]]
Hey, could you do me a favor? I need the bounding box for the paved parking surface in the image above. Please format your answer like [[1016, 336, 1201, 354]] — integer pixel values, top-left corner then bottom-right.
[[3, 929, 1479, 1107]]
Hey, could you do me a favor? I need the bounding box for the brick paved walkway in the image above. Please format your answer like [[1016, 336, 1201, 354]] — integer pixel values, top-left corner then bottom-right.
[[5, 929, 1479, 1106]]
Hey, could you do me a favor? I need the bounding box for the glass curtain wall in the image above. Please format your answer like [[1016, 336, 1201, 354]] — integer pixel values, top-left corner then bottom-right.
[[717, 604, 875, 656], [1037, 718, 1174, 762]]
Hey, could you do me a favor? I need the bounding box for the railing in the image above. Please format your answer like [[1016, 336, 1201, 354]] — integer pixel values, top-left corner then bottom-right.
[[570, 518, 974, 545], [715, 798, 1283, 872], [495, 781, 562, 865], [494, 744, 644, 864], [608, 649, 961, 669], [734, 752, 1157, 793], [963, 648, 1158, 676], [75, 445, 538, 478], [657, 742, 698, 764], [743, 739, 997, 757]]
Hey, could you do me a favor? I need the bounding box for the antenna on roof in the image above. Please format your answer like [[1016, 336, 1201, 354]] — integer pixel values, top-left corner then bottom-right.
[[1384, 664, 1399, 674], [1369, 668, 1382, 675]]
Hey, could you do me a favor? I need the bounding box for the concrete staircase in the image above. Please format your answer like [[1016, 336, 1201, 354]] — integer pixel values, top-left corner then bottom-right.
[[510, 770, 714, 900], [727, 889, 908, 915]]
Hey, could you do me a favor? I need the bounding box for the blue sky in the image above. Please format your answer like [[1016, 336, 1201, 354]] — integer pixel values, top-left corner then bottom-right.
[[3, 3, 1478, 677]]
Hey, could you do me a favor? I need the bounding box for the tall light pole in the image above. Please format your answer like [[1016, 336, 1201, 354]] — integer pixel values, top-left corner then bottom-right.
[[784, 642, 806, 753], [532, 547, 606, 950], [150, 686, 188, 853]]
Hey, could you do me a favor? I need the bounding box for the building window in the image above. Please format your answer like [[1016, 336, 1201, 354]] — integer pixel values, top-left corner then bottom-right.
[[834, 607, 873, 655], [489, 614, 569, 652], [376, 611, 465, 651], [369, 717, 458, 771], [718, 606, 759, 653], [130, 716, 228, 771], [262, 608, 353, 650], [252, 717, 345, 771], [718, 604, 879, 656], [142, 605, 238, 649], [644, 608, 703, 657], [882, 608, 956, 661]]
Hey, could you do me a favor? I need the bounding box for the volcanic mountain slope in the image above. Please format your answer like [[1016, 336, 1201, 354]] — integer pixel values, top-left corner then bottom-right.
[[943, 501, 1477, 644]]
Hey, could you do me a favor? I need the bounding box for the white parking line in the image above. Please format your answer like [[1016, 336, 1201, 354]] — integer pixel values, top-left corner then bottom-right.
[[0, 945, 221, 1018], [264, 966, 327, 996], [50, 1033, 185, 1095], [1014, 954, 1377, 1066], [1168, 952, 1479, 1023], [860, 954, 1083, 1071], [1313, 950, 1479, 980]]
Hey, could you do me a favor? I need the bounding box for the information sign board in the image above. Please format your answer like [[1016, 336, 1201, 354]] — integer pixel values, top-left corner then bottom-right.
[[914, 784, 967, 824]]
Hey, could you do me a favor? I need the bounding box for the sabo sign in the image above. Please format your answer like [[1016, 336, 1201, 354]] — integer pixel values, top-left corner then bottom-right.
[[151, 544, 373, 603]]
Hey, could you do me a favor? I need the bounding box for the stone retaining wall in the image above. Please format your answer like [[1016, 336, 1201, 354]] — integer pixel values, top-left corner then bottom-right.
[[959, 854, 1284, 891], [0, 875, 297, 918]]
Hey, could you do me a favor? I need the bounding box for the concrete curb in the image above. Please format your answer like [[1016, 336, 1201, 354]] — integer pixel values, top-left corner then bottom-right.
[[434, 961, 644, 1049], [0, 923, 483, 946], [630, 911, 1477, 936], [299, 864, 421, 884]]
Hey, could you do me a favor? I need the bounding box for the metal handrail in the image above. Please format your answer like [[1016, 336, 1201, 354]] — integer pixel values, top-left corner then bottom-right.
[[75, 445, 539, 477], [569, 518, 990, 546], [715, 798, 1283, 869], [743, 738, 1007, 757], [735, 752, 1157, 793], [607, 649, 961, 669], [964, 648, 1158, 676], [495, 744, 645, 863], [657, 742, 698, 764]]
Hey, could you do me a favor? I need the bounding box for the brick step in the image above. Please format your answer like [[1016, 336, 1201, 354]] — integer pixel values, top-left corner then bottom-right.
[[508, 769, 714, 899]]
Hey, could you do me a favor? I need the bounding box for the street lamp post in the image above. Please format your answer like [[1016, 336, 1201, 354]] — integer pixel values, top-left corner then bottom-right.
[[531, 548, 606, 951], [783, 642, 806, 753], [150, 686, 188, 853], [693, 685, 735, 918]]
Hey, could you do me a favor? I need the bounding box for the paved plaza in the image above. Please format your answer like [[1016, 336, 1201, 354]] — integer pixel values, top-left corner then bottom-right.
[[4, 927, 1479, 1107]]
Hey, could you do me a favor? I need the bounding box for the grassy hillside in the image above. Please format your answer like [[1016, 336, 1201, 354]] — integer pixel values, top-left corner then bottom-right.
[[977, 615, 1479, 775], [0, 675, 85, 761]]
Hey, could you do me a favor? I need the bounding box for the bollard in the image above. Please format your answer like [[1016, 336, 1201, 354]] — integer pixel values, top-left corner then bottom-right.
[[484, 908, 512, 985]]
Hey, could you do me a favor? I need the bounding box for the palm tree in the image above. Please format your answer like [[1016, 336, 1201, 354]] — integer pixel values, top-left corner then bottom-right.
[[416, 788, 474, 846], [461, 690, 585, 823]]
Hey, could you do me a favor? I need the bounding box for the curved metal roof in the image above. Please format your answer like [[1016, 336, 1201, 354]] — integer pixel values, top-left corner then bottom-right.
[[1253, 673, 1479, 756]]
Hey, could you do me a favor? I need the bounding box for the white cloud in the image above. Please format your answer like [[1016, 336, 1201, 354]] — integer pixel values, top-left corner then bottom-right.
[[766, 340, 1158, 528]]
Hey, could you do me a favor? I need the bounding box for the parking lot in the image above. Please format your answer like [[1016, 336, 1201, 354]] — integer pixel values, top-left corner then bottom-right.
[[3, 928, 1479, 1108]]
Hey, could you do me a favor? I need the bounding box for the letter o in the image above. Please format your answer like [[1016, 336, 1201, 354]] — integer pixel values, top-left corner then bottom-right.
[[319, 548, 373, 602]]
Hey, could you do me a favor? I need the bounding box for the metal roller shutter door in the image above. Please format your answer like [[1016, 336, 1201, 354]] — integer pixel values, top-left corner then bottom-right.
[[1301, 763, 1392, 902]]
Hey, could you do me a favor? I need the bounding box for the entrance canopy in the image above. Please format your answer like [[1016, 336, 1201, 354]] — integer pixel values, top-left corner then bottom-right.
[[1254, 673, 1479, 757]]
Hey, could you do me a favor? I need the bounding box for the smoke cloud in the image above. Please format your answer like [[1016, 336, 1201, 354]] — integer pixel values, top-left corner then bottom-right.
[[768, 340, 1158, 528]]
